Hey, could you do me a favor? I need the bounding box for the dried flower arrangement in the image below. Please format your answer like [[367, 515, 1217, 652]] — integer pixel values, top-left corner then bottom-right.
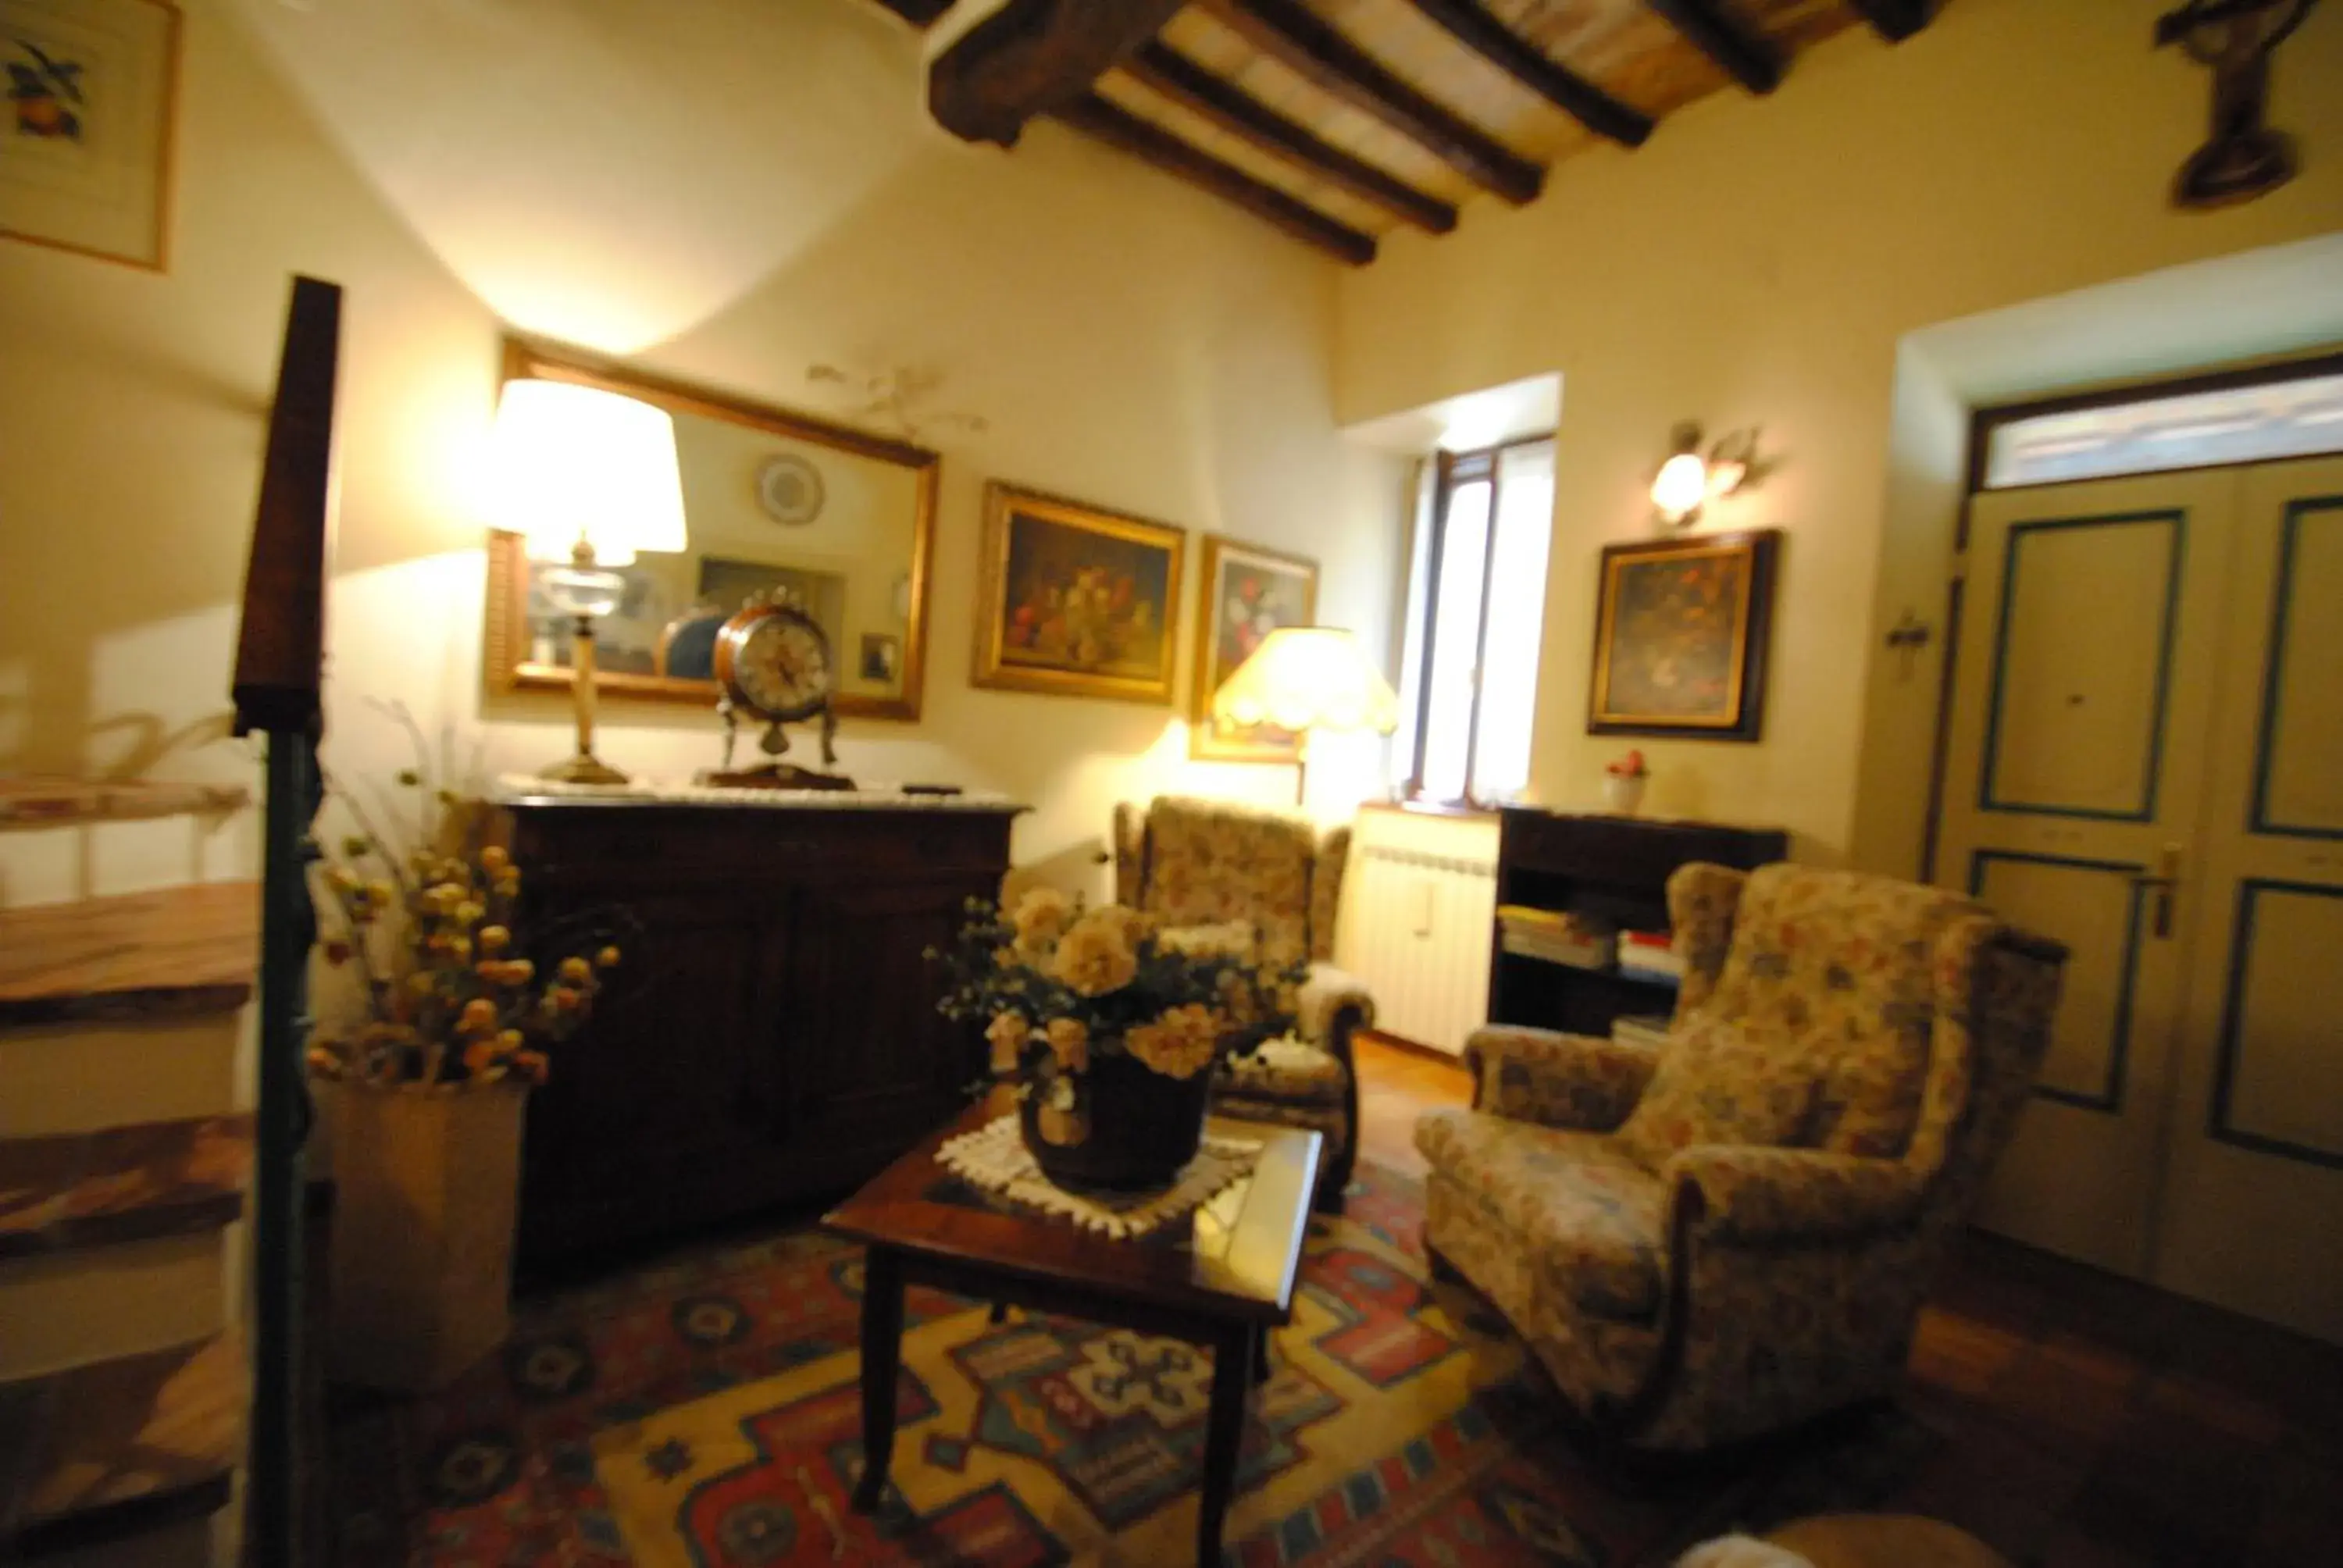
[[304, 706, 622, 1090]]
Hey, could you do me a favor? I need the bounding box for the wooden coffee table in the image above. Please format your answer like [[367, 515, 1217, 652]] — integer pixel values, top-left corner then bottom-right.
[[822, 1086, 1321, 1568]]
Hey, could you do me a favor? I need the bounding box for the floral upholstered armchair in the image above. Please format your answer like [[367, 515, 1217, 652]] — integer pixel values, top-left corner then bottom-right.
[[1414, 862, 2067, 1451], [1112, 796, 1375, 1207]]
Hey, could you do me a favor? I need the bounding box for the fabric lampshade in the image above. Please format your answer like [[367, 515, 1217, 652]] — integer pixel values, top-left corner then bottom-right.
[[490, 380, 687, 566], [1211, 627, 1400, 736]]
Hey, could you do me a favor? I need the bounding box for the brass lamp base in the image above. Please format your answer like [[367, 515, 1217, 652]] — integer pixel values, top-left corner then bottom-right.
[[544, 588, 628, 787], [540, 750, 629, 786]]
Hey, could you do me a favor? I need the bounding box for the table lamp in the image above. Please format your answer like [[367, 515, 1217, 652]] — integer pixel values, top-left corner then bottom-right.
[[1210, 626, 1400, 807], [490, 378, 687, 785]]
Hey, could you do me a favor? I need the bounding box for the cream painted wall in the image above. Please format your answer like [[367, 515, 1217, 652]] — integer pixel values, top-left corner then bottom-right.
[[1333, 0, 2343, 871], [0, 2, 1404, 907]]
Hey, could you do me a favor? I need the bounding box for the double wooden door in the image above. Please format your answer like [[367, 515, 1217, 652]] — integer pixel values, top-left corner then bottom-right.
[[1937, 457, 2343, 1343]]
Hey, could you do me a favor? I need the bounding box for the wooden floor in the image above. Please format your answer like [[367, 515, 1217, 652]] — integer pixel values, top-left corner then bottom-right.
[[1349, 1034, 2343, 1567]]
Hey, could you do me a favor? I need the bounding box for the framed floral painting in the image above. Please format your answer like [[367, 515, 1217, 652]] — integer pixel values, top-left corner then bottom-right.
[[1188, 535, 1318, 761], [1587, 529, 1780, 742], [972, 482, 1185, 704], [1, 0, 180, 269]]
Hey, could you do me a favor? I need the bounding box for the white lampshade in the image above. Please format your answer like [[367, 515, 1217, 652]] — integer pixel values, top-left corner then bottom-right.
[[1211, 627, 1400, 736], [490, 379, 687, 566]]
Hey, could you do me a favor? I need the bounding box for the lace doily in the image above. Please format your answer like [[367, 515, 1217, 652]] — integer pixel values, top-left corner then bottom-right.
[[935, 1114, 1261, 1240]]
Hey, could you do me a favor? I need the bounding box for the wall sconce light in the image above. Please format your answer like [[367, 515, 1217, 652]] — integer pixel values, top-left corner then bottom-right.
[[1651, 421, 1765, 526]]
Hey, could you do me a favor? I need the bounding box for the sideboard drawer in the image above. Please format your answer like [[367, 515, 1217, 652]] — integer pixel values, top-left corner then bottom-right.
[[508, 804, 1015, 886]]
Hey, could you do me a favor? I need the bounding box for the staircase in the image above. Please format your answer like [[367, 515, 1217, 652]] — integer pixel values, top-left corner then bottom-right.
[[3, 270, 341, 1568], [0, 784, 259, 1565]]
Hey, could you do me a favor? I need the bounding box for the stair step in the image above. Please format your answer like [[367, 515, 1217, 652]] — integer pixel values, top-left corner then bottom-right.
[[0, 1336, 242, 1559], [0, 885, 259, 1028], [0, 779, 248, 832], [0, 1116, 251, 1263]]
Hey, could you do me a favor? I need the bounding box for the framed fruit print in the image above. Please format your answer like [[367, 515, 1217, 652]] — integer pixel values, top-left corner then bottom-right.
[[1587, 529, 1780, 742], [972, 482, 1185, 704], [0, 0, 180, 270], [1188, 535, 1318, 761]]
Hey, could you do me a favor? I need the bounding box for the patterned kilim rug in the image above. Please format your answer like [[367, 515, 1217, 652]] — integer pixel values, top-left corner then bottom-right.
[[330, 1161, 1936, 1566]]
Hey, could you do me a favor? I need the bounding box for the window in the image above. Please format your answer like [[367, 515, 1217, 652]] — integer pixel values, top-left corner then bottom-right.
[[1392, 437, 1554, 805], [1983, 369, 2343, 489]]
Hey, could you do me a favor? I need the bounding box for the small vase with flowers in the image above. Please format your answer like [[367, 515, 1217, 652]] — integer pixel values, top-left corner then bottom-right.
[[1603, 748, 1649, 815]]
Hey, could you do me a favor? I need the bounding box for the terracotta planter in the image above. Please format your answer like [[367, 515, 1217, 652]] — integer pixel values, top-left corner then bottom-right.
[[327, 1080, 528, 1392], [1019, 1046, 1211, 1192]]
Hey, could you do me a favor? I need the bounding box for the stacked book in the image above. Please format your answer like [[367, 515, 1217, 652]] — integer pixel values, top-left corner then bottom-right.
[[1617, 929, 1684, 985], [1612, 1014, 1672, 1051], [1496, 904, 1616, 970]]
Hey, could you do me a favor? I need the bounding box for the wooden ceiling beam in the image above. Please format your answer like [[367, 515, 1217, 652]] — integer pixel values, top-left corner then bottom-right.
[[1050, 92, 1378, 265], [1194, 0, 1543, 205], [869, 0, 952, 26], [1408, 0, 1653, 148], [1845, 0, 1930, 42], [1123, 41, 1457, 233], [929, 0, 1189, 147], [1642, 0, 1781, 94]]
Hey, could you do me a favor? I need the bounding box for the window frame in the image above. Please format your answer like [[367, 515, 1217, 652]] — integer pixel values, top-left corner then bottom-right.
[[1961, 348, 2343, 538], [1401, 433, 1555, 807]]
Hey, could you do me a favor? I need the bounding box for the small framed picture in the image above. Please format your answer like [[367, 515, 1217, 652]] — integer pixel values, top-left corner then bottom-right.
[[1, 0, 180, 270], [1588, 529, 1781, 742], [859, 632, 900, 684], [972, 482, 1185, 705], [1188, 535, 1318, 761]]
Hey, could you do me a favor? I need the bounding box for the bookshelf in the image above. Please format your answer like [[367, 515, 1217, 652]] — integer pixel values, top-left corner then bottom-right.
[[1488, 809, 1788, 1039]]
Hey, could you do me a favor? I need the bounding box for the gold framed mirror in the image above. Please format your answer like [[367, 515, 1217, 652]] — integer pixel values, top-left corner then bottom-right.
[[484, 337, 939, 721]]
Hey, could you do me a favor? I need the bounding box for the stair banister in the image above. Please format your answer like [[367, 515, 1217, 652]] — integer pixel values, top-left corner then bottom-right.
[[230, 273, 341, 1568]]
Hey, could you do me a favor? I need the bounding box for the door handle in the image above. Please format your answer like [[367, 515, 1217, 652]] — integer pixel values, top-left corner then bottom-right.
[[2132, 843, 2183, 939]]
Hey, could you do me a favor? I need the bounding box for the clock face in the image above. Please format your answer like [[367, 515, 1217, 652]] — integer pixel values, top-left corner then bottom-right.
[[718, 604, 834, 722]]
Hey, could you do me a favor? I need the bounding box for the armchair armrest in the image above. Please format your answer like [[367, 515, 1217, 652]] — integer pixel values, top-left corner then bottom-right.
[[1665, 1146, 1925, 1244], [1462, 1025, 1655, 1132], [1297, 961, 1374, 1046]]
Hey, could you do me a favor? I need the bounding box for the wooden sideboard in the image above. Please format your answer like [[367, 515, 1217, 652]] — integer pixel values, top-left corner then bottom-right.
[[1488, 809, 1788, 1040], [500, 793, 1020, 1267]]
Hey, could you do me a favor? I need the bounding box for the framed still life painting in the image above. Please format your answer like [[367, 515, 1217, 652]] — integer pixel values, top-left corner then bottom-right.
[[1588, 529, 1780, 742], [1189, 534, 1318, 761], [1, 0, 179, 269], [973, 482, 1186, 704]]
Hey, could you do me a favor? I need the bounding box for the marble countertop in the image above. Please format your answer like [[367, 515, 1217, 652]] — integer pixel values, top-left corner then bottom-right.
[[490, 775, 1026, 812]]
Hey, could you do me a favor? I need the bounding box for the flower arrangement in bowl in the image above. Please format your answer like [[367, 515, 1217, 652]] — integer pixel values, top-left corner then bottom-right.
[[934, 886, 1304, 1192], [1603, 748, 1649, 815]]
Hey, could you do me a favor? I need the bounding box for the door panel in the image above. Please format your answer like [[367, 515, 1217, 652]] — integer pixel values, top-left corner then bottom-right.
[[1982, 512, 2183, 818], [1967, 852, 2144, 1111], [787, 875, 989, 1149], [2250, 496, 2343, 836], [1938, 472, 2234, 1277], [520, 891, 792, 1213], [2154, 457, 2343, 1343], [2210, 882, 2343, 1162]]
